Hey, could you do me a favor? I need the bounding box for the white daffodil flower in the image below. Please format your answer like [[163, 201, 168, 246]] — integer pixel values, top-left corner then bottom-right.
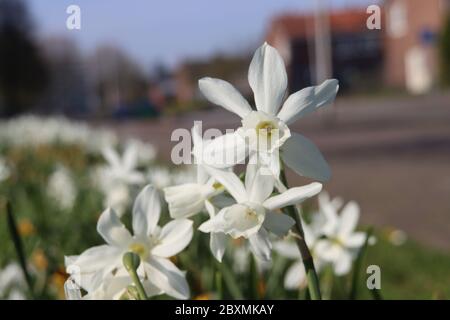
[[199, 42, 338, 181], [313, 194, 368, 276], [198, 165, 322, 261], [164, 124, 222, 219], [102, 143, 145, 186], [66, 185, 193, 299]]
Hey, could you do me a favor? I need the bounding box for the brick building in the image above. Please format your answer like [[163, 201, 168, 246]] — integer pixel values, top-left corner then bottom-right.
[[266, 8, 384, 93], [384, 0, 449, 93], [266, 1, 450, 94]]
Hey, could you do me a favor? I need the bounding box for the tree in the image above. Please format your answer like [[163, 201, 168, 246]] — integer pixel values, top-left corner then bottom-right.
[[36, 38, 89, 116], [0, 0, 49, 116], [86, 46, 149, 116], [440, 14, 450, 86]]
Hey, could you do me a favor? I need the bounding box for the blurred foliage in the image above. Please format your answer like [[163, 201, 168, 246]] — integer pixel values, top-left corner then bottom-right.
[[440, 14, 450, 87]]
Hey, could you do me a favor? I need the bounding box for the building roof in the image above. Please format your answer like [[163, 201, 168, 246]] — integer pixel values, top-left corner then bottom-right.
[[266, 8, 373, 42]]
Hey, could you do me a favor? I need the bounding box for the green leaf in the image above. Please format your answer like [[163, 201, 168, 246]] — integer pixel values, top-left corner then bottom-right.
[[5, 200, 34, 298], [215, 261, 244, 299]]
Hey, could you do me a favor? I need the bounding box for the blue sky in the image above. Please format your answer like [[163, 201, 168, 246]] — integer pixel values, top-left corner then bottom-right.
[[28, 0, 373, 68]]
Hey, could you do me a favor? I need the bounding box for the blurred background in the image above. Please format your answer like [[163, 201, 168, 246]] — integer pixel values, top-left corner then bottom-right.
[[0, 0, 449, 299]]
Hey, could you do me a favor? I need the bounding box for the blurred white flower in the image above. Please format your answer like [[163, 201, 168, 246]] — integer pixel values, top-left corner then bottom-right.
[[170, 167, 197, 185], [199, 43, 338, 181], [0, 115, 117, 153], [102, 144, 145, 186], [103, 183, 131, 216], [95, 144, 146, 215], [275, 193, 372, 289], [47, 166, 77, 210], [0, 157, 10, 182], [313, 193, 369, 276], [125, 139, 157, 164], [147, 166, 172, 190], [65, 185, 193, 300], [91, 166, 131, 216], [198, 165, 322, 261], [232, 244, 272, 274], [274, 224, 324, 290], [0, 263, 26, 300]]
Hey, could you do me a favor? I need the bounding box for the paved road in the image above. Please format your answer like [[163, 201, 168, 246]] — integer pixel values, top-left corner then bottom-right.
[[99, 92, 450, 250]]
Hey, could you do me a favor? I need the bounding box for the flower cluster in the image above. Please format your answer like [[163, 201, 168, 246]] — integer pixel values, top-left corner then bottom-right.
[[64, 43, 371, 300], [164, 43, 338, 262]]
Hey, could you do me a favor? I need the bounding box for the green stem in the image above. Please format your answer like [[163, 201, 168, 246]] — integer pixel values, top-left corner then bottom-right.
[[123, 252, 148, 300], [249, 253, 260, 299], [322, 266, 334, 300], [129, 268, 148, 300], [215, 260, 244, 299], [279, 168, 322, 300], [215, 271, 223, 300]]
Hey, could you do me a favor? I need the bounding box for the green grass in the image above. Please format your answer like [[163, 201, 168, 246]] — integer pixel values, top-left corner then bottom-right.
[[362, 236, 450, 299]]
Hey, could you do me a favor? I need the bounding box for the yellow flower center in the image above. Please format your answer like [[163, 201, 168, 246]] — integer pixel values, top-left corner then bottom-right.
[[245, 207, 257, 219], [129, 243, 147, 259], [213, 182, 223, 190], [256, 121, 276, 137], [330, 237, 344, 247]]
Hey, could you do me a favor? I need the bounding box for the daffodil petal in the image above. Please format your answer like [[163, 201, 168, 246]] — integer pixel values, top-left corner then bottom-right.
[[263, 182, 322, 210], [132, 185, 161, 237], [204, 166, 248, 203], [152, 219, 193, 258], [277, 79, 339, 124], [284, 261, 306, 290], [282, 133, 331, 182], [249, 228, 272, 261], [337, 201, 360, 237], [97, 208, 132, 247], [145, 257, 190, 300], [210, 232, 227, 262], [198, 77, 252, 118], [202, 132, 248, 168], [248, 43, 287, 114], [263, 211, 295, 237]]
